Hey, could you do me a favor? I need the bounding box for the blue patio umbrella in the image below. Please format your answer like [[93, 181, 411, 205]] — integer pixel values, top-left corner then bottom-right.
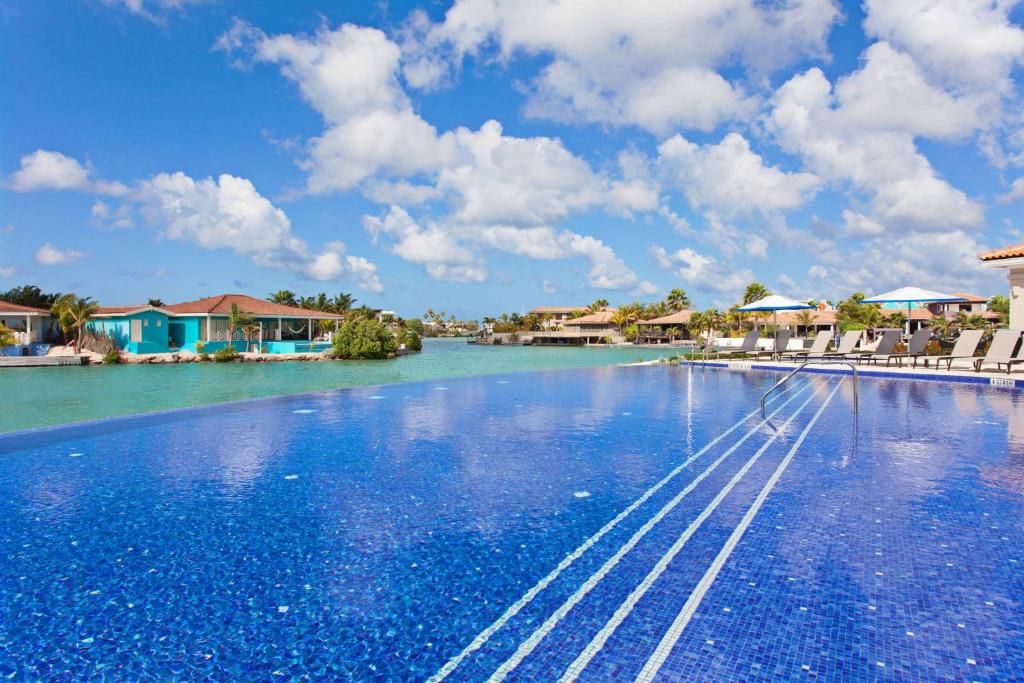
[[738, 295, 814, 348], [861, 287, 965, 336]]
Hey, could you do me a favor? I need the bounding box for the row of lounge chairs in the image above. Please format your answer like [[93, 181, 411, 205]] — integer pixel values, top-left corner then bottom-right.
[[713, 328, 1024, 374]]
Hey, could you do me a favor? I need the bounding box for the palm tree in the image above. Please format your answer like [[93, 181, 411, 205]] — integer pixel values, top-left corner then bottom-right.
[[331, 292, 356, 315], [836, 292, 881, 331], [51, 294, 99, 350], [588, 298, 610, 313], [794, 309, 815, 337], [0, 324, 16, 349], [147, 298, 164, 308], [742, 282, 770, 306], [228, 303, 255, 346], [269, 290, 297, 306], [928, 315, 954, 341], [666, 288, 689, 312]]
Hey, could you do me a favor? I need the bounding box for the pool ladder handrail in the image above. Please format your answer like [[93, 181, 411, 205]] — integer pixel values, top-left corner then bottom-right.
[[761, 360, 858, 419]]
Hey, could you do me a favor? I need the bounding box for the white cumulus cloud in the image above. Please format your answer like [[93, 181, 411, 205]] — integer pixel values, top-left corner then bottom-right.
[[34, 243, 86, 266], [7, 150, 127, 196]]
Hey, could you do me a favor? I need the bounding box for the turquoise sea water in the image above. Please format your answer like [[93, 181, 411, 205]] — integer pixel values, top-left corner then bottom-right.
[[0, 339, 677, 433]]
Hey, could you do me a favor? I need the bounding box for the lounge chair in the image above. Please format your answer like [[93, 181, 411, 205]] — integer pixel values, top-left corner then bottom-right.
[[901, 328, 933, 367], [779, 331, 832, 361], [715, 329, 760, 359], [823, 330, 863, 359], [914, 329, 984, 369], [753, 330, 792, 360], [853, 329, 902, 366], [973, 329, 1024, 375]]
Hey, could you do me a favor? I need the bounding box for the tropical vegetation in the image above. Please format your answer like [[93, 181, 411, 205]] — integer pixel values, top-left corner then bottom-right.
[[331, 319, 399, 360], [50, 294, 99, 349], [0, 324, 16, 349]]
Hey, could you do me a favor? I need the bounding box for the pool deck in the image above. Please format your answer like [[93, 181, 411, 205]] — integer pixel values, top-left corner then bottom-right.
[[675, 357, 1024, 389]]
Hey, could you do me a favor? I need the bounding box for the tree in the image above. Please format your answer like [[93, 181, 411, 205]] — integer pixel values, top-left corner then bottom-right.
[[794, 309, 816, 336], [742, 282, 770, 306], [880, 311, 907, 329], [836, 292, 880, 332], [228, 303, 255, 347], [666, 288, 690, 312], [0, 325, 16, 348], [147, 298, 164, 308], [588, 299, 610, 313], [332, 319, 399, 359], [665, 326, 682, 341], [1, 284, 62, 309], [690, 308, 723, 346], [50, 294, 99, 350], [269, 290, 297, 306], [988, 295, 1009, 325], [331, 292, 356, 315], [928, 315, 954, 341]]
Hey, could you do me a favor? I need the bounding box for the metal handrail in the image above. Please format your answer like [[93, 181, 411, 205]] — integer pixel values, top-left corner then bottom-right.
[[761, 360, 858, 419]]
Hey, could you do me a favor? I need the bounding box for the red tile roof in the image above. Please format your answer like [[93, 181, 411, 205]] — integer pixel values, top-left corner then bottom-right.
[[164, 294, 345, 319], [639, 311, 695, 325], [774, 310, 838, 325], [95, 305, 176, 316], [564, 310, 617, 325], [978, 244, 1024, 261], [0, 299, 50, 315], [949, 292, 988, 303]]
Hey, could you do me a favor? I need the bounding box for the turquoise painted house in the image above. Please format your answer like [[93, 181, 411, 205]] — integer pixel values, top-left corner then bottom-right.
[[88, 294, 345, 355], [88, 306, 173, 354]]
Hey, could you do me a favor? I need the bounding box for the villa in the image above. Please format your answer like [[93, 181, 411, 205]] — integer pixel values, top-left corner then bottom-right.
[[636, 310, 695, 343], [529, 306, 587, 329], [86, 294, 345, 355], [0, 299, 55, 356]]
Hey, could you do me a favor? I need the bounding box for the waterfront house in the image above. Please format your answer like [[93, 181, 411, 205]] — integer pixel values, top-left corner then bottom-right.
[[529, 306, 587, 329], [0, 299, 54, 356], [86, 294, 345, 355], [980, 244, 1024, 328], [637, 311, 694, 343], [90, 305, 176, 354]]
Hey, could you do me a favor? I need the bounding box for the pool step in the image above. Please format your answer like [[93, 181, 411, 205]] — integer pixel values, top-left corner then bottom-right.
[[429, 377, 843, 682]]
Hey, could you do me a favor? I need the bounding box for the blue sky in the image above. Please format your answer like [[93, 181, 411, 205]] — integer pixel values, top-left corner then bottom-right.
[[2, 0, 1022, 319]]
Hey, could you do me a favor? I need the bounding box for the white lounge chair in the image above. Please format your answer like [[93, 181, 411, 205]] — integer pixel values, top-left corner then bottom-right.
[[754, 330, 792, 360], [855, 330, 902, 366]]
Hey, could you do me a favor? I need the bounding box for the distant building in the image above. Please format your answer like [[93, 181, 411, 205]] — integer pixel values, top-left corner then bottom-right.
[[85, 294, 345, 354], [636, 311, 695, 343], [979, 244, 1024, 328], [0, 300, 55, 356], [529, 306, 587, 329]]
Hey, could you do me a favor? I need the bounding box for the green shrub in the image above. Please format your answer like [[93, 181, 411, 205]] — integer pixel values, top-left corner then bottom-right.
[[195, 340, 205, 354], [400, 328, 422, 352], [213, 346, 239, 363], [332, 319, 398, 359], [102, 349, 122, 365]]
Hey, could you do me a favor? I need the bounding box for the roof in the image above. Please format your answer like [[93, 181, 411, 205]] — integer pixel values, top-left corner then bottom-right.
[[95, 305, 175, 317], [639, 310, 695, 325], [564, 310, 617, 325], [978, 244, 1024, 261], [774, 310, 837, 325], [949, 292, 988, 303], [529, 306, 587, 315], [0, 299, 50, 315], [163, 294, 345, 319]]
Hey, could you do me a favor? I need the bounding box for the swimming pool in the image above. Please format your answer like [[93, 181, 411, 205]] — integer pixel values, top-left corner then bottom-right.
[[0, 366, 1021, 680]]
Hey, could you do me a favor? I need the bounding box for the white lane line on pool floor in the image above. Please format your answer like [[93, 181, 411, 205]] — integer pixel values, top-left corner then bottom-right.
[[484, 381, 822, 683], [427, 379, 813, 683], [559, 380, 833, 683], [634, 379, 845, 683]]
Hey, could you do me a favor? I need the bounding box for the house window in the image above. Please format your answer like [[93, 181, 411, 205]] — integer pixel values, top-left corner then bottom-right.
[[156, 319, 162, 327], [130, 319, 143, 343], [144, 319, 149, 327]]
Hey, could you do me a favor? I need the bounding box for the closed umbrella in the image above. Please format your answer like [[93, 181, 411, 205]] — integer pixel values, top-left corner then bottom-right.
[[738, 295, 814, 353]]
